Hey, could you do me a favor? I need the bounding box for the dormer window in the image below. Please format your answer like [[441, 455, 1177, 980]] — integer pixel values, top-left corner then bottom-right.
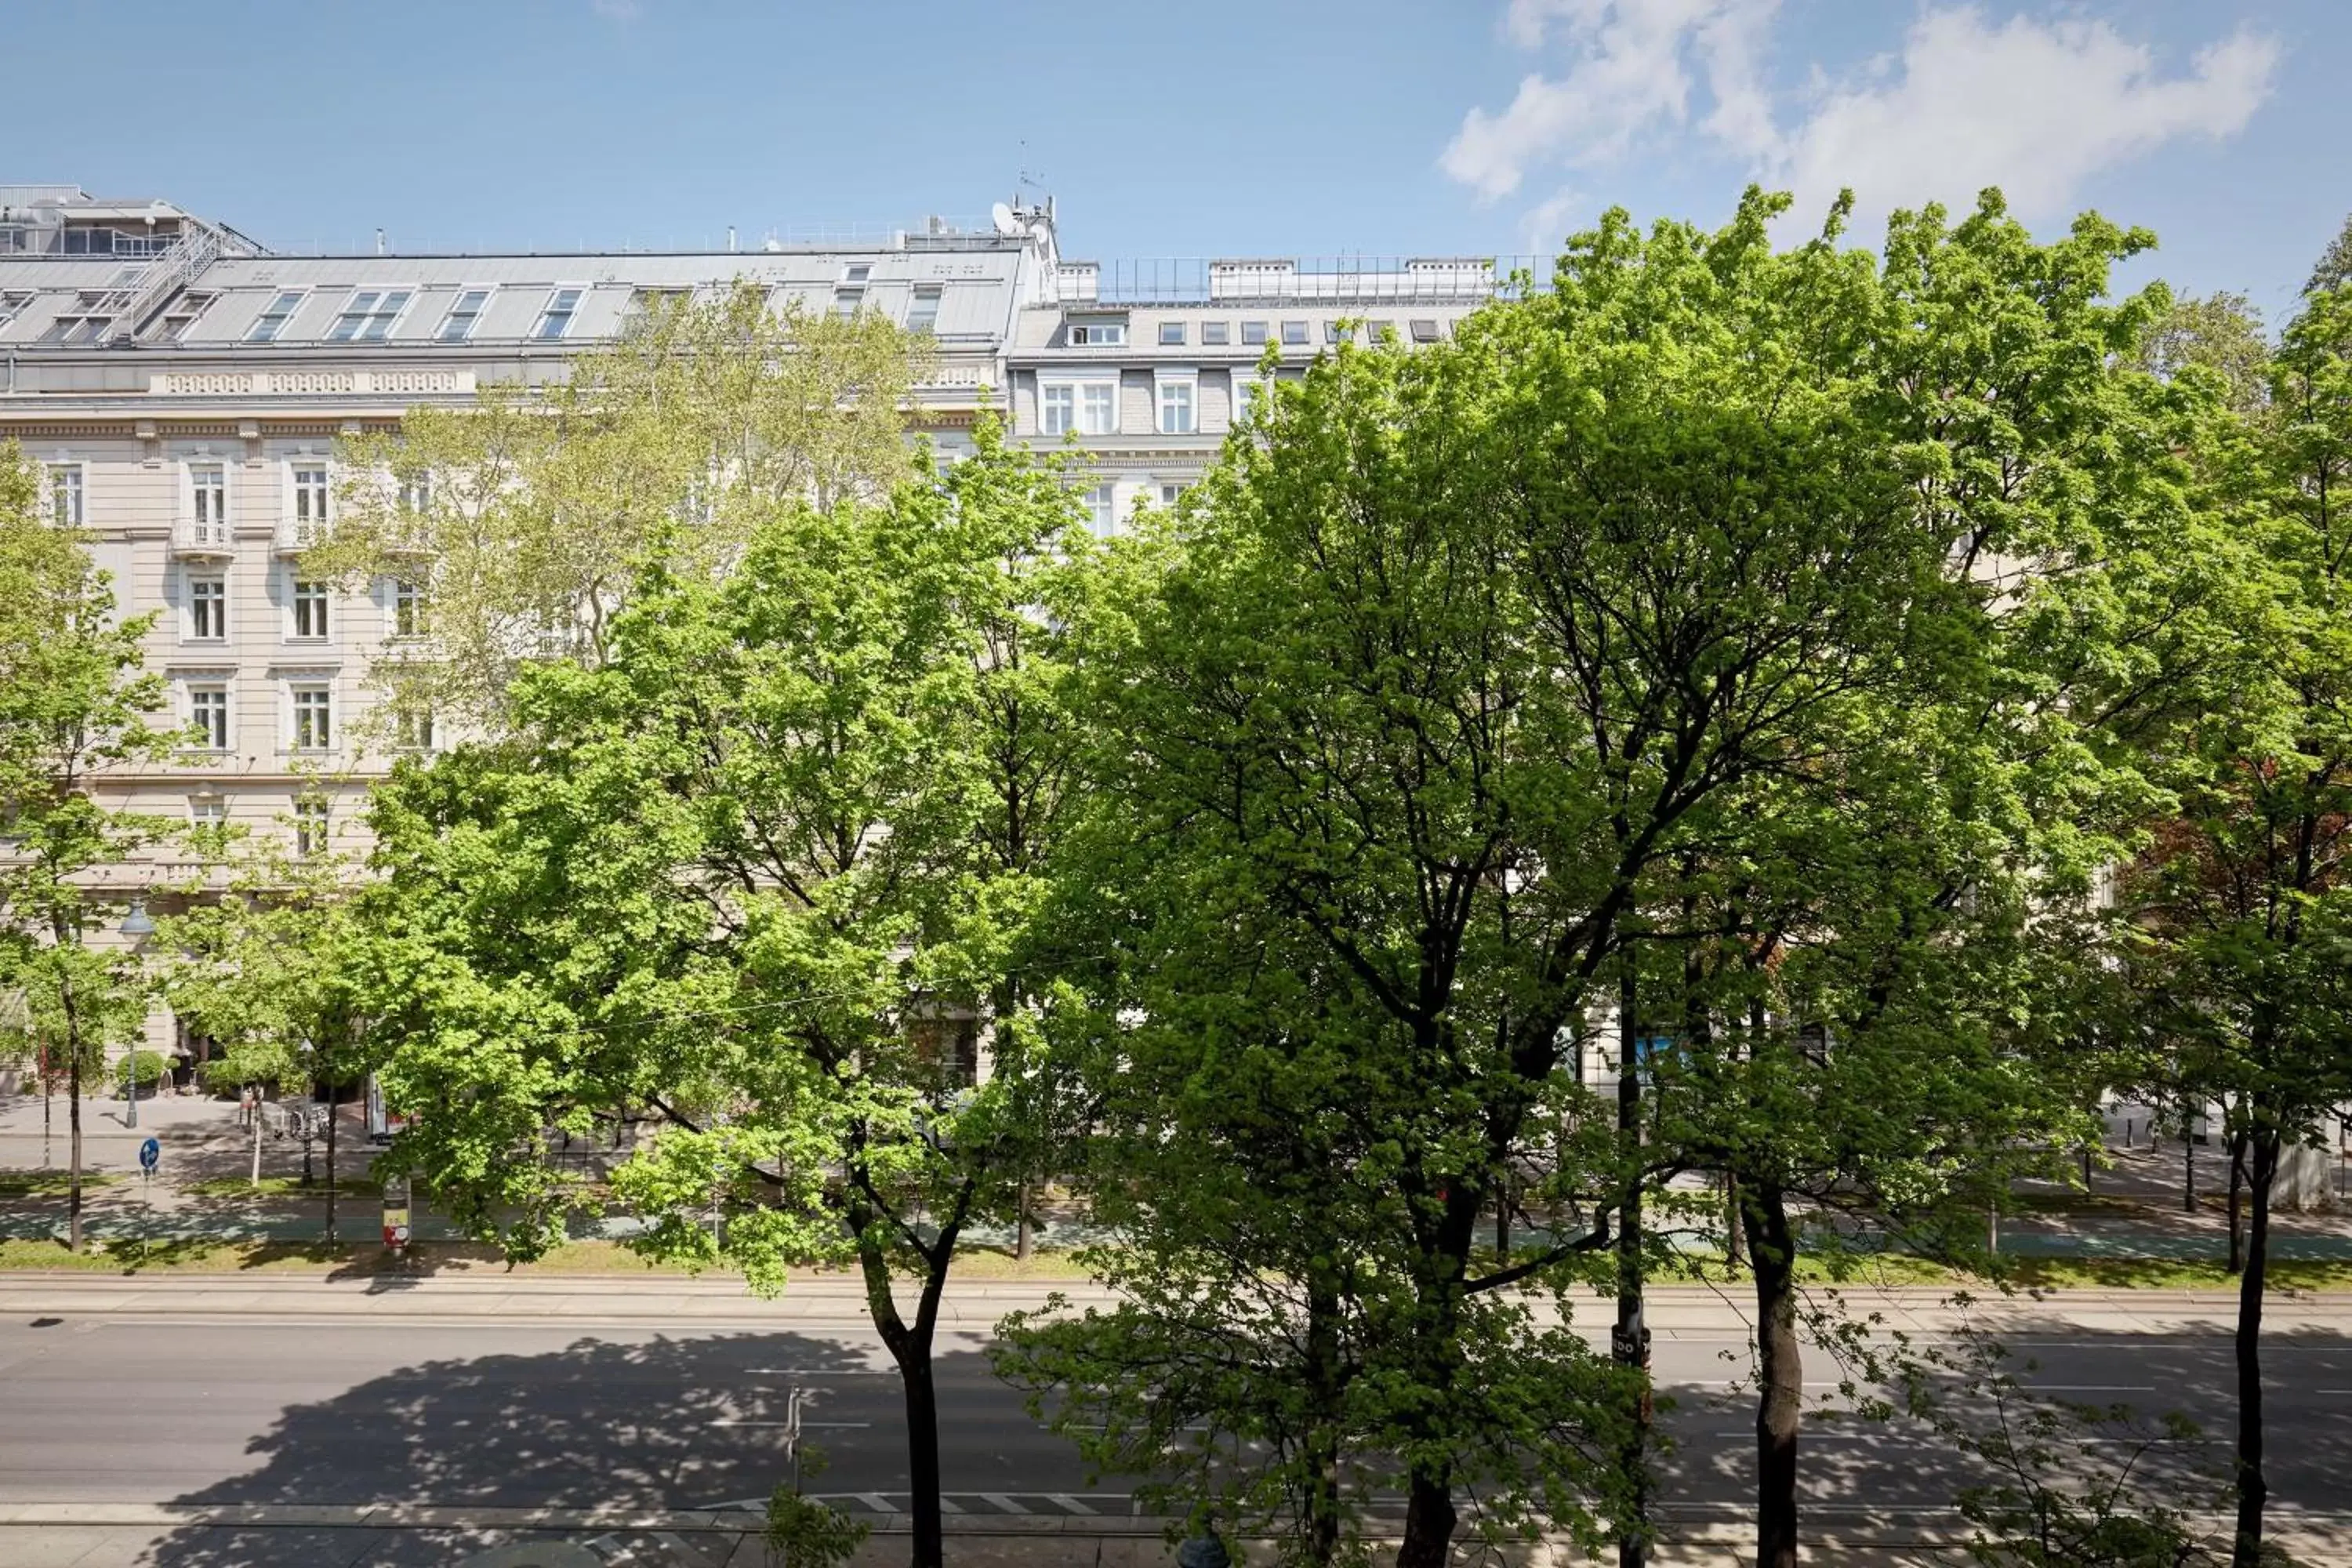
[[1068, 317, 1127, 347], [328, 289, 413, 343]]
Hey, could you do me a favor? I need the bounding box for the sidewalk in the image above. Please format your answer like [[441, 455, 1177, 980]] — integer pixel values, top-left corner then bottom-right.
[[5, 1271, 2350, 1336], [0, 1501, 2346, 1568]]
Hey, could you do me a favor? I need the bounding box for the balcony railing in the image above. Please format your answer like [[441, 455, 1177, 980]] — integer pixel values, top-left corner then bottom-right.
[[274, 517, 326, 555], [169, 518, 234, 557]]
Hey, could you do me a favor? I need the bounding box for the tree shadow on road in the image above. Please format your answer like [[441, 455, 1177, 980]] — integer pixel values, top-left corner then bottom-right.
[[1651, 1312, 2352, 1561], [138, 1330, 1036, 1568]]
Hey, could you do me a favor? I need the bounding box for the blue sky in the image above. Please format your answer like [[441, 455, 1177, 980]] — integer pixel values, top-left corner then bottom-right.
[[10, 1, 2345, 323]]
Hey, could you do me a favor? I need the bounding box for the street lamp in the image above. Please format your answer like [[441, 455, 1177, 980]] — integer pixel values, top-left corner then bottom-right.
[[118, 901, 154, 1130]]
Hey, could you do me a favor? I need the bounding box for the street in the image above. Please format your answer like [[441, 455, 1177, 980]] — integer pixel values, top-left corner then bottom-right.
[[4, 1278, 2351, 1566]]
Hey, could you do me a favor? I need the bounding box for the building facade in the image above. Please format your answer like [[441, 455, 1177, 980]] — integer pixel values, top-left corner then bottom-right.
[[0, 182, 1504, 1075]]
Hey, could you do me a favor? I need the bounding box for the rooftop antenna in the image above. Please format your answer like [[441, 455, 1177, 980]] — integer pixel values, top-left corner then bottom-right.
[[375, 227, 386, 256], [727, 225, 738, 253], [991, 201, 1020, 237]]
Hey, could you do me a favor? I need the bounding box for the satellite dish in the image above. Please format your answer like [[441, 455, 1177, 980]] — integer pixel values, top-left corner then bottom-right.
[[992, 201, 1021, 237]]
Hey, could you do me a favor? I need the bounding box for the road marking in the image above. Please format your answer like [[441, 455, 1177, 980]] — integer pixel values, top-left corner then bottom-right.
[[981, 1493, 1030, 1514], [855, 1492, 895, 1512], [708, 1420, 871, 1428], [1051, 1494, 1099, 1515], [2031, 1385, 2154, 1392]]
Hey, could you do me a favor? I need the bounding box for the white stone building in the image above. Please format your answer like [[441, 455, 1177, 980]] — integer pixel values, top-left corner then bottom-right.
[[0, 182, 1507, 1080]]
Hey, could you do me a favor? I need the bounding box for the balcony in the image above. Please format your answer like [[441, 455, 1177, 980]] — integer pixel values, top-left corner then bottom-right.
[[169, 518, 234, 560], [274, 517, 327, 556]]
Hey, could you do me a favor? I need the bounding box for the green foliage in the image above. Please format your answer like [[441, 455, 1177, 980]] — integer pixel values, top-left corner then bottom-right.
[[315, 281, 934, 732], [0, 440, 180, 1171], [114, 1049, 167, 1090]]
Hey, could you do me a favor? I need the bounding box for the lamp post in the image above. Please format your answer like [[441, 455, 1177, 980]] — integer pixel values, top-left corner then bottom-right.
[[118, 901, 154, 1130]]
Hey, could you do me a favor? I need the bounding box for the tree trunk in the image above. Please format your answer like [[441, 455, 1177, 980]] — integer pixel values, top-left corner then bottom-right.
[[1744, 1181, 1800, 1568], [2230, 1127, 2279, 1568], [1726, 1171, 1745, 1269], [1303, 1279, 1345, 1568], [1015, 1179, 1033, 1261], [324, 1078, 338, 1240], [60, 938, 85, 1256], [857, 1236, 947, 1568], [1397, 1472, 1458, 1568], [2227, 1131, 2248, 1276], [1614, 965, 1651, 1568], [2184, 1111, 2198, 1215]]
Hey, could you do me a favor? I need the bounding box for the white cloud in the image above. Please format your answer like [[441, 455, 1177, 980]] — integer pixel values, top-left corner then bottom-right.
[[1443, 0, 1774, 200], [1777, 10, 2278, 227], [1446, 3, 2280, 232], [1519, 187, 1588, 253]]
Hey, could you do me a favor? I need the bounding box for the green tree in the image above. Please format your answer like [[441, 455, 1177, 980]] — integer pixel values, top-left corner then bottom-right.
[[0, 441, 180, 1251], [315, 281, 932, 731], [2115, 285, 2352, 1568], [358, 421, 1090, 1568], [159, 813, 375, 1233], [2138, 292, 2270, 417], [1013, 187, 2071, 1568]]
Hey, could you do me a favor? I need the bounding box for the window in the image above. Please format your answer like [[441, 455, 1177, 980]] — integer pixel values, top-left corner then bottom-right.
[[437, 289, 490, 342], [1410, 318, 1443, 343], [397, 473, 430, 514], [1363, 321, 1392, 346], [188, 686, 230, 751], [190, 462, 228, 540], [41, 295, 113, 343], [1201, 321, 1230, 346], [394, 706, 436, 751], [1159, 321, 1186, 346], [1082, 483, 1116, 537], [1160, 482, 1187, 508], [534, 287, 583, 340], [1231, 372, 1265, 422], [831, 285, 865, 318], [45, 463, 82, 527], [292, 463, 334, 535], [291, 686, 333, 751], [1327, 321, 1348, 345], [188, 796, 227, 829], [0, 291, 31, 331], [1068, 319, 1127, 346], [1080, 383, 1116, 436], [390, 579, 427, 638], [905, 285, 942, 334], [1157, 376, 1196, 435], [1041, 384, 1075, 436], [189, 577, 227, 641], [1240, 320, 1269, 347], [158, 293, 216, 341], [1281, 321, 1310, 346], [292, 581, 331, 640], [327, 289, 412, 343], [624, 287, 690, 329], [840, 264, 871, 284], [247, 291, 304, 343], [293, 797, 330, 858]]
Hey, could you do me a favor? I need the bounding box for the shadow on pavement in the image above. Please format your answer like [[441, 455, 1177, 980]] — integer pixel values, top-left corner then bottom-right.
[[137, 1330, 1052, 1568]]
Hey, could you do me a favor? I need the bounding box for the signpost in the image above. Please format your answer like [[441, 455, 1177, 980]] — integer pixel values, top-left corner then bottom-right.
[[382, 1174, 411, 1254]]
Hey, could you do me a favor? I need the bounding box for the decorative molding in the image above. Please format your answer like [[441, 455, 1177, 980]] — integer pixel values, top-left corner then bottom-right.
[[150, 367, 478, 398]]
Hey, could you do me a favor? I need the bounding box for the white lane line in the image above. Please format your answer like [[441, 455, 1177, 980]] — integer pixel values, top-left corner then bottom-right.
[[709, 1420, 872, 1428], [982, 1493, 1031, 1515], [2029, 1385, 2154, 1392], [855, 1492, 895, 1512], [1050, 1494, 1100, 1515]]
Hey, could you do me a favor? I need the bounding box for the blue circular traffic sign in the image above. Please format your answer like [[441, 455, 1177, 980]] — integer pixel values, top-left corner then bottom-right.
[[138, 1137, 160, 1173]]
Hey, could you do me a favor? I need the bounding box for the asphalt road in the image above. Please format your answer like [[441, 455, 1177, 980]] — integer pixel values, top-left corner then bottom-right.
[[2, 1306, 2348, 1523]]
